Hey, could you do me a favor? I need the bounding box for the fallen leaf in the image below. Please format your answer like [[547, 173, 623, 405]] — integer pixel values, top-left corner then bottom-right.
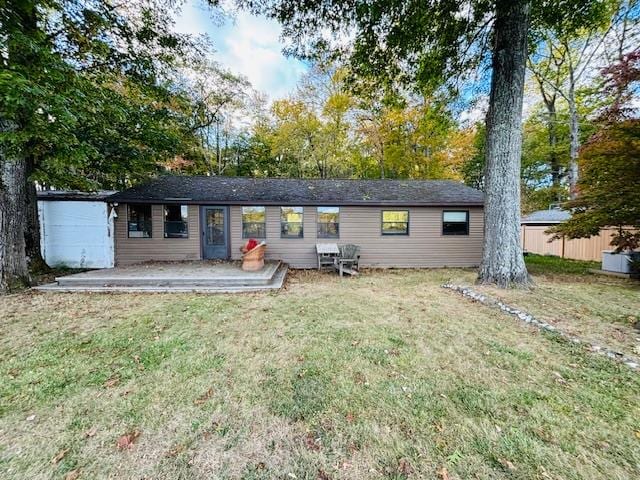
[[51, 448, 70, 465], [194, 388, 214, 405], [552, 371, 567, 384], [116, 429, 141, 450], [317, 469, 330, 480], [437, 466, 449, 480], [303, 432, 321, 451], [635, 430, 640, 439], [103, 377, 119, 388], [499, 458, 517, 471], [165, 444, 186, 457], [398, 458, 413, 475], [65, 469, 81, 480]]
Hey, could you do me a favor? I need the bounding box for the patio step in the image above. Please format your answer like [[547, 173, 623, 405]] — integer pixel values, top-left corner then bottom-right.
[[35, 263, 288, 293], [53, 261, 281, 288]]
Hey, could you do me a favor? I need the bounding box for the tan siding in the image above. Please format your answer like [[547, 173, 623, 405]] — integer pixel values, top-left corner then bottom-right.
[[520, 225, 633, 262], [231, 206, 483, 268], [115, 204, 201, 265]]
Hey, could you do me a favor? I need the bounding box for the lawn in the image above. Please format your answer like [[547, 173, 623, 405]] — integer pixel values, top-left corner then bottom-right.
[[474, 255, 640, 358], [1, 263, 639, 479]]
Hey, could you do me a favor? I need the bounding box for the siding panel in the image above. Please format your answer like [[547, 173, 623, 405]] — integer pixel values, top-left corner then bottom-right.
[[231, 206, 483, 268], [115, 204, 201, 264]]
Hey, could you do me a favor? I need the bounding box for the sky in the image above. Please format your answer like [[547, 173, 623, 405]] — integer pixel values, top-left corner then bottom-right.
[[173, 0, 308, 102]]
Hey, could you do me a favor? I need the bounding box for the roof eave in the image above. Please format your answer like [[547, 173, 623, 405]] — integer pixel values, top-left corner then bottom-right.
[[107, 198, 484, 207]]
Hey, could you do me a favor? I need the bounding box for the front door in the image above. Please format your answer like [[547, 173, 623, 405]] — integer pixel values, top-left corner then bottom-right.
[[201, 206, 229, 259]]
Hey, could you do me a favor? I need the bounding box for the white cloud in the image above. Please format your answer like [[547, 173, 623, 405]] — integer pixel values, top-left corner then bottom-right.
[[173, 0, 307, 102]]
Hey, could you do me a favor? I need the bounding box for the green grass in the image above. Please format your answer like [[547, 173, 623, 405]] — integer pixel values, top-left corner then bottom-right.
[[1, 269, 639, 479], [524, 253, 600, 276], [478, 255, 640, 358]]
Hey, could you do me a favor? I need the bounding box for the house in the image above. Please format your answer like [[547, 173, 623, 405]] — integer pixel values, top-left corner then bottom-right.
[[38, 190, 116, 268], [107, 176, 484, 268]]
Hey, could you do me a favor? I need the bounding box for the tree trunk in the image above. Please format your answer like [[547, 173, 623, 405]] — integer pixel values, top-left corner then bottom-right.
[[0, 120, 30, 292], [546, 103, 562, 196], [477, 0, 531, 287], [25, 156, 50, 273], [567, 84, 580, 199]]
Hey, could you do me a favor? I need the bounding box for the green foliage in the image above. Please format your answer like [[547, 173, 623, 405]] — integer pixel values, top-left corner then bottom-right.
[[241, 0, 611, 96], [461, 123, 486, 191], [551, 119, 640, 250], [1, 0, 206, 190]]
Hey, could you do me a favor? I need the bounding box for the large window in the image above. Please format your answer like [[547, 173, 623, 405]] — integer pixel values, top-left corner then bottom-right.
[[242, 206, 266, 238], [128, 204, 152, 238], [442, 210, 469, 235], [381, 210, 409, 235], [281, 206, 304, 238], [164, 205, 189, 238], [317, 207, 339, 238]]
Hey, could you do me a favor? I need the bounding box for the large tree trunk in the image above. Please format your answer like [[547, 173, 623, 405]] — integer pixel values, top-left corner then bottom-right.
[[0, 121, 30, 292], [478, 0, 531, 287], [25, 156, 50, 273]]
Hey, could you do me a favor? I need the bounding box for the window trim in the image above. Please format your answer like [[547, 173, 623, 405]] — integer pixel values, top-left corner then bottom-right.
[[163, 204, 189, 239], [381, 209, 410, 236], [242, 206, 267, 239], [127, 204, 152, 239], [316, 206, 340, 239], [280, 206, 304, 239], [442, 210, 470, 236]]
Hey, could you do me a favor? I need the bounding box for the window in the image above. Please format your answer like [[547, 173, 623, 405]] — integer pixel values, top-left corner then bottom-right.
[[317, 207, 339, 238], [164, 205, 189, 238], [381, 210, 409, 235], [281, 206, 304, 238], [442, 210, 469, 235], [127, 204, 152, 238], [242, 206, 266, 238]]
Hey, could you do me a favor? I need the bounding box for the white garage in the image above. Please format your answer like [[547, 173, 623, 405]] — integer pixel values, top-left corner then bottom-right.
[[38, 191, 116, 268]]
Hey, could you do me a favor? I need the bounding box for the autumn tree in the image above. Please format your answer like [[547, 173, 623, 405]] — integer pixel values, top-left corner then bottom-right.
[[234, 0, 610, 286], [550, 49, 640, 250], [527, 0, 639, 199]]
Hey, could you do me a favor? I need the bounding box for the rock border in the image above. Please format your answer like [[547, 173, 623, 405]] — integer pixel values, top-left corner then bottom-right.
[[442, 284, 639, 371]]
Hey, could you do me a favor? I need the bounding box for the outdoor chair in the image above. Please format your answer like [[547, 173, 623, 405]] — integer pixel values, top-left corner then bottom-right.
[[334, 244, 360, 277]]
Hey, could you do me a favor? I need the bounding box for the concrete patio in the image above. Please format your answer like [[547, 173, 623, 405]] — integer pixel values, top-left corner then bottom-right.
[[35, 260, 288, 293]]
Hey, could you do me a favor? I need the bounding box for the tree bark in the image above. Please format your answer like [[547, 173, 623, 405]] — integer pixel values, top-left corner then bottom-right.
[[547, 104, 561, 193], [0, 120, 30, 292], [567, 83, 580, 199], [25, 156, 50, 273], [478, 0, 531, 287]]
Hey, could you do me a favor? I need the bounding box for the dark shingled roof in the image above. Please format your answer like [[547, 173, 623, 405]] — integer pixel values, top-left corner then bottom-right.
[[108, 176, 484, 206]]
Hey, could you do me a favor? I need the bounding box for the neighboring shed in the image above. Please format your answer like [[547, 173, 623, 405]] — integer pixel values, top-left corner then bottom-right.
[[520, 209, 619, 262], [38, 190, 116, 268]]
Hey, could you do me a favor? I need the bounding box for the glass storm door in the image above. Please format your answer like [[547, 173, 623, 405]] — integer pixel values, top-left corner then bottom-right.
[[201, 206, 229, 259]]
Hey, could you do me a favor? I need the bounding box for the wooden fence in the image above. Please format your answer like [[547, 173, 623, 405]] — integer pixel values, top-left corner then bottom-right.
[[520, 225, 621, 262]]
